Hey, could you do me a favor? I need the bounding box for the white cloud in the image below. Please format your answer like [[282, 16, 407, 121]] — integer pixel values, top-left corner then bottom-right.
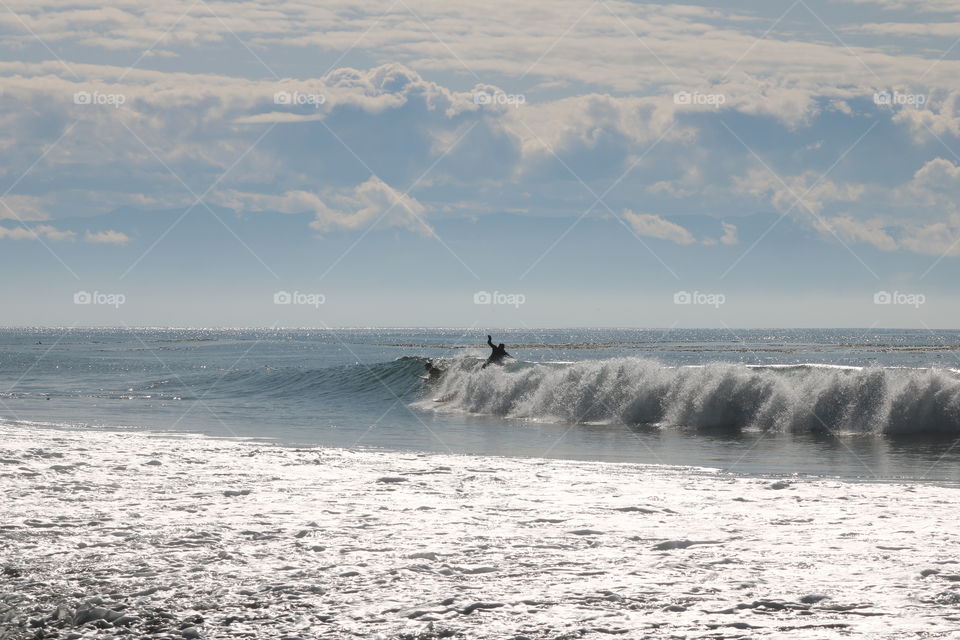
[[0, 195, 49, 221], [733, 169, 865, 215], [0, 224, 75, 241], [895, 157, 960, 212], [890, 91, 960, 141], [720, 221, 738, 245], [913, 157, 960, 189], [0, 15, 958, 253], [218, 177, 433, 235], [845, 0, 960, 11], [647, 165, 704, 200], [815, 216, 898, 251], [853, 22, 960, 37], [310, 177, 433, 235], [5, 0, 960, 117], [622, 211, 695, 245], [701, 221, 739, 246], [84, 229, 130, 244], [215, 189, 334, 217], [900, 222, 960, 257]]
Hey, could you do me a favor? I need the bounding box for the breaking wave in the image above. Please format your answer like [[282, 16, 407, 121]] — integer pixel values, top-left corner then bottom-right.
[[421, 357, 960, 435]]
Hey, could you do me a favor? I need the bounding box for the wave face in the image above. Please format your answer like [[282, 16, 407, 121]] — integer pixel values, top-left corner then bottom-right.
[[423, 357, 960, 435], [129, 357, 429, 403]]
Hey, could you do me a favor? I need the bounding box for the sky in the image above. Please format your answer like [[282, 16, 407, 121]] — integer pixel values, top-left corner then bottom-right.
[[2, 0, 960, 328]]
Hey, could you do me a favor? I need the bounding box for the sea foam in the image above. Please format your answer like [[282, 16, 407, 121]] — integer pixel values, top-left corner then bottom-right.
[[423, 357, 960, 434]]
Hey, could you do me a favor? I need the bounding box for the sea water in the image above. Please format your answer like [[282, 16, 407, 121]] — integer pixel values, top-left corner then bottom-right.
[[2, 327, 960, 482]]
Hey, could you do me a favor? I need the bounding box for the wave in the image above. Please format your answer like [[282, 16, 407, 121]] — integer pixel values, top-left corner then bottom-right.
[[419, 357, 960, 435], [123, 355, 960, 435], [130, 356, 429, 402]]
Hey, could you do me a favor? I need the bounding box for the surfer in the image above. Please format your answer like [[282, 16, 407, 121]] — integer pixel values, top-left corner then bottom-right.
[[482, 335, 511, 369], [424, 360, 443, 380]]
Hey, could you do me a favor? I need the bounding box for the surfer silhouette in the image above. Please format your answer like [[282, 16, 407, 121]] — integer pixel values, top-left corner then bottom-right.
[[424, 360, 443, 380], [482, 335, 511, 369]]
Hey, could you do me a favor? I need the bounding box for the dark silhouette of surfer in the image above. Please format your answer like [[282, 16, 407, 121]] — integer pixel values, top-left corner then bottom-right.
[[424, 360, 443, 380], [482, 335, 511, 369]]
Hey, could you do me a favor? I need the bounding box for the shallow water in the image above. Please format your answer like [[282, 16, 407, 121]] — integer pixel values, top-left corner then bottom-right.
[[6, 424, 958, 640], [2, 327, 960, 481]]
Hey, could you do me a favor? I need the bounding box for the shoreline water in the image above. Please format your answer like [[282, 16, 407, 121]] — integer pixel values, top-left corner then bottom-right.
[[6, 417, 960, 487], [2, 422, 960, 639]]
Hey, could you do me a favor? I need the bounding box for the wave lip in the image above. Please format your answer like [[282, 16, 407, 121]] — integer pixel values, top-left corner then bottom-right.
[[421, 357, 960, 435]]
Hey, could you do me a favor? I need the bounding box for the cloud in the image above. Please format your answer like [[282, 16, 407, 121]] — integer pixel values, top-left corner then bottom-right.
[[733, 169, 865, 215], [647, 165, 703, 199], [84, 229, 130, 244], [912, 157, 960, 190], [845, 0, 960, 11], [8, 0, 960, 104], [720, 221, 738, 245], [0, 22, 958, 256], [853, 22, 960, 37], [622, 211, 695, 245], [0, 223, 127, 243], [310, 177, 433, 235], [0, 62, 524, 222], [890, 91, 960, 140], [900, 222, 960, 257], [0, 224, 75, 241], [0, 195, 50, 221], [895, 157, 960, 212], [701, 221, 739, 246], [815, 216, 898, 251], [218, 177, 433, 235]]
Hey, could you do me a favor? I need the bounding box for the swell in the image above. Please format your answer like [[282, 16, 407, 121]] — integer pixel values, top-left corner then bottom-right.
[[421, 357, 960, 435], [127, 357, 429, 402]]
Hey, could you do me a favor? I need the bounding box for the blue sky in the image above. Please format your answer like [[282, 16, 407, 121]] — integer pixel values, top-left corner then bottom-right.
[[2, 0, 960, 327]]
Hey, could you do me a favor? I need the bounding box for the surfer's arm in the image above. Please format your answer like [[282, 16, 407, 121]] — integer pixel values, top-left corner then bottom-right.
[[487, 335, 494, 348]]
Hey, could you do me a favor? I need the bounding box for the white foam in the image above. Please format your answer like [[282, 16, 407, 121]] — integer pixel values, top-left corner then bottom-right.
[[422, 357, 960, 434], [1, 422, 958, 638]]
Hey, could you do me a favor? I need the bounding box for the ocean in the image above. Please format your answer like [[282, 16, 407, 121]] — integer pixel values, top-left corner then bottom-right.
[[2, 327, 960, 482]]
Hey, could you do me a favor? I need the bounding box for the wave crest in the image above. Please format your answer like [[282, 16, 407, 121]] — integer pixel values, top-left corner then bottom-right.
[[423, 357, 960, 435]]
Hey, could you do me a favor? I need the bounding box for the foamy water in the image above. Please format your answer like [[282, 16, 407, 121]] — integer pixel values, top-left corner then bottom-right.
[[2, 424, 960, 639], [423, 357, 960, 435]]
